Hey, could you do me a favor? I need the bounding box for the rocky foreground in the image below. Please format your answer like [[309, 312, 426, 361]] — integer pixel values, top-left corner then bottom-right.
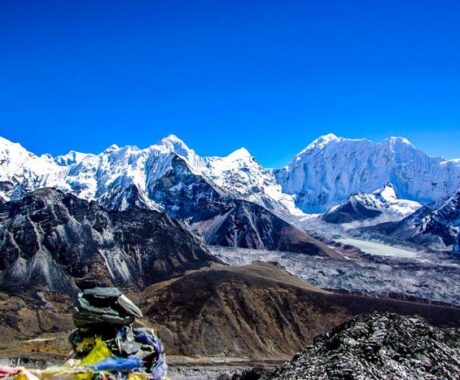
[[267, 312, 460, 380]]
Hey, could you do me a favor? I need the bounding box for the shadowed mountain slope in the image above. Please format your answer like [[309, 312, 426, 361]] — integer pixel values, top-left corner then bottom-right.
[[0, 188, 218, 294]]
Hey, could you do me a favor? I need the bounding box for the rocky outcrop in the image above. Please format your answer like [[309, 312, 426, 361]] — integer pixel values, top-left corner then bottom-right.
[[268, 312, 460, 380], [0, 188, 217, 294]]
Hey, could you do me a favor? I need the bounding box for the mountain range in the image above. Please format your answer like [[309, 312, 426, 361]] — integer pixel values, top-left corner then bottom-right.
[[1, 133, 460, 366], [1, 133, 460, 252], [2, 133, 460, 213]]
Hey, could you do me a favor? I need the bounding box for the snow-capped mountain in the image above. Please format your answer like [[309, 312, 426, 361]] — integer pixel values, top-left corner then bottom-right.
[[1, 133, 460, 242], [0, 135, 334, 253], [363, 190, 460, 251], [322, 183, 421, 224], [0, 134, 302, 218], [0, 136, 64, 200], [276, 134, 460, 212], [201, 148, 304, 219]]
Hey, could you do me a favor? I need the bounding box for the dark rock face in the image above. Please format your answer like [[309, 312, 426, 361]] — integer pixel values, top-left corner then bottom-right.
[[98, 182, 155, 211], [149, 155, 329, 255], [323, 199, 382, 223], [0, 188, 217, 294], [194, 201, 327, 254], [148, 154, 229, 223], [267, 312, 460, 380]]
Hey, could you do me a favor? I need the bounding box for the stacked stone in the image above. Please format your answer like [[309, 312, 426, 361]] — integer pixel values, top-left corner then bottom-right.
[[69, 287, 166, 379]]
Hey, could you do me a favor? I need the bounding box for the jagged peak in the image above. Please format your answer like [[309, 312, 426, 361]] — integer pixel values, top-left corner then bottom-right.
[[157, 134, 191, 151], [153, 134, 201, 168], [156, 134, 191, 152], [161, 133, 185, 144]]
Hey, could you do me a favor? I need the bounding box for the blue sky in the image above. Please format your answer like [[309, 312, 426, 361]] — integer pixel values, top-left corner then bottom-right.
[[1, 0, 459, 167]]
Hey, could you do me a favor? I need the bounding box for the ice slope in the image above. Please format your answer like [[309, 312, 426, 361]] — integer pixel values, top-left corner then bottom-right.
[[276, 134, 460, 212]]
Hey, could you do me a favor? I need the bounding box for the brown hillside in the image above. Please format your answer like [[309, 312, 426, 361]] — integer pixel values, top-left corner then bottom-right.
[[141, 262, 460, 358]]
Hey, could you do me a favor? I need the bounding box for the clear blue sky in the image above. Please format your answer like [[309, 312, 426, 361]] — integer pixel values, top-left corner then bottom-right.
[[1, 0, 459, 167]]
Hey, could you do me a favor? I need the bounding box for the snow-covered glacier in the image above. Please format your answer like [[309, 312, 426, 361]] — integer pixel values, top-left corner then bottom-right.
[[275, 134, 460, 212]]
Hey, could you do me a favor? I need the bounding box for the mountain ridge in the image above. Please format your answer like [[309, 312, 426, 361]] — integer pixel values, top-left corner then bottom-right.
[[1, 133, 459, 217]]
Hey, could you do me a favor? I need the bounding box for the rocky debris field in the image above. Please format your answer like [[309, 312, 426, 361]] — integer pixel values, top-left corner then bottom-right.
[[210, 246, 460, 306], [267, 312, 460, 380]]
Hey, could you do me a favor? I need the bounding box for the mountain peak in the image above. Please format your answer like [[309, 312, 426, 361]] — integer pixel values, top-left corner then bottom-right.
[[298, 133, 341, 156], [159, 134, 188, 148], [104, 144, 121, 153], [313, 133, 339, 144], [308, 133, 340, 147], [155, 134, 199, 162], [159, 134, 192, 149], [227, 147, 252, 160], [161, 134, 185, 144], [373, 182, 397, 201], [384, 136, 414, 147], [55, 150, 89, 166]]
